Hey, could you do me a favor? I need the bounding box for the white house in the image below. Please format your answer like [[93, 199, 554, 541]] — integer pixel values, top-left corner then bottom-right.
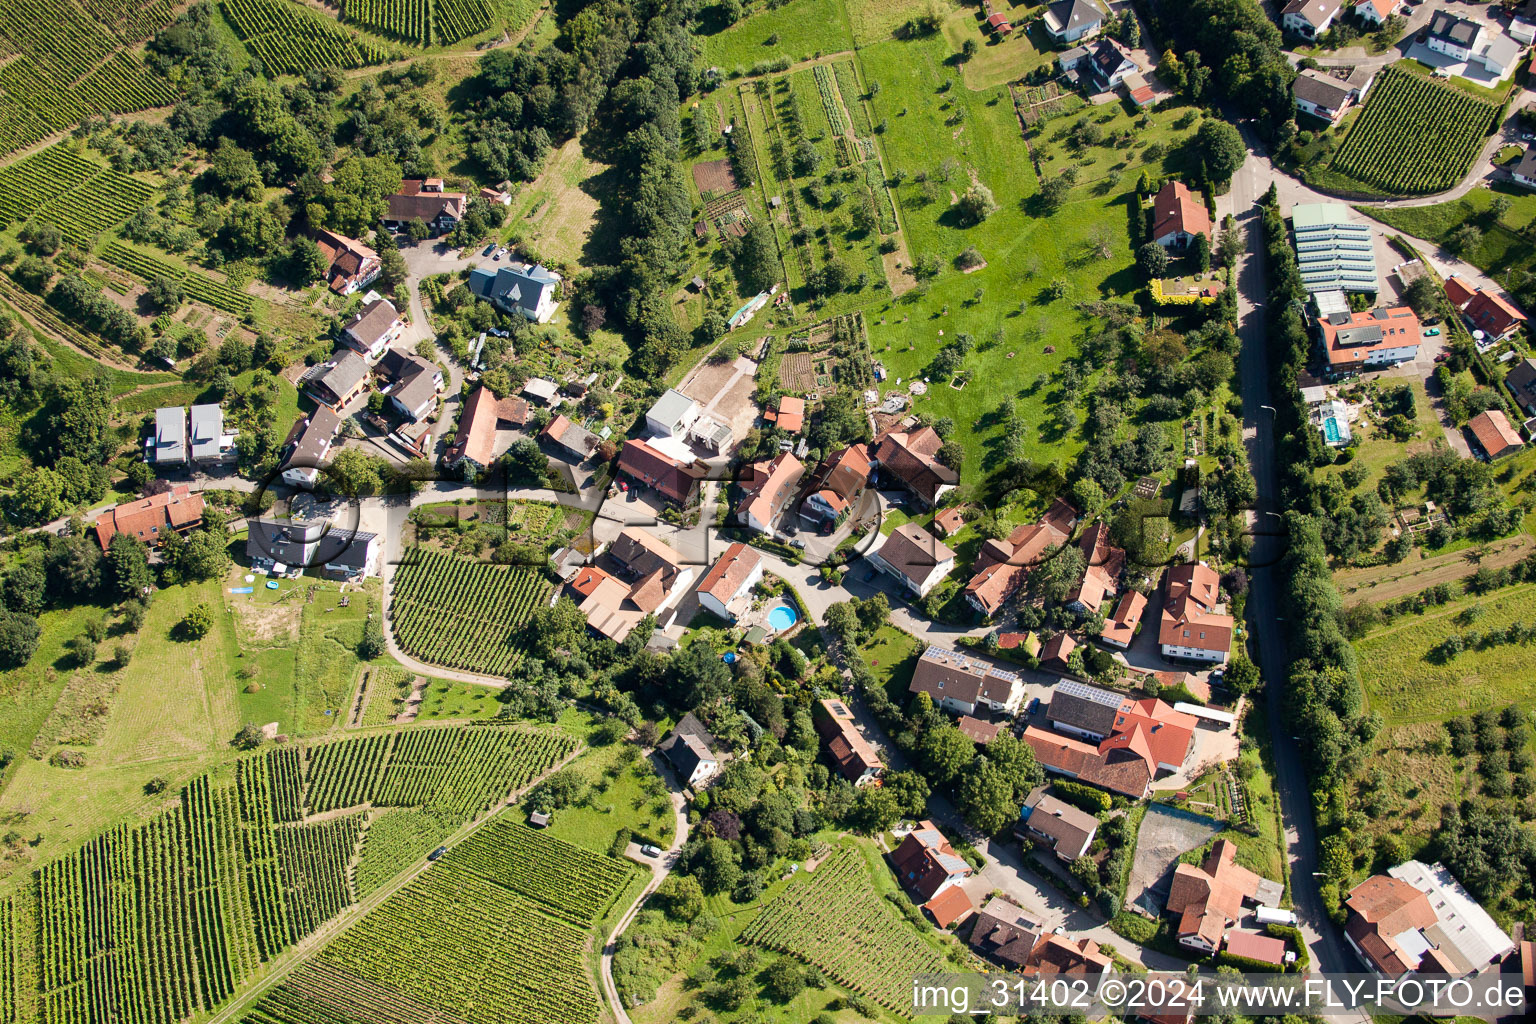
[[866, 522, 955, 598], [377, 350, 443, 423], [645, 388, 701, 440], [340, 298, 404, 361], [1281, 0, 1343, 39], [1514, 148, 1536, 190], [1353, 0, 1394, 27], [465, 263, 561, 323], [696, 542, 764, 622], [1513, 0, 1536, 45], [659, 713, 721, 788], [1042, 0, 1103, 43], [1426, 11, 1481, 60], [1292, 68, 1355, 124]]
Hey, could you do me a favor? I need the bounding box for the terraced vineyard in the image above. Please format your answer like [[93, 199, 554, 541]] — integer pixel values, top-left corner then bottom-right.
[[389, 548, 551, 676], [2, 725, 578, 1024], [35, 169, 157, 244], [341, 0, 429, 45], [221, 0, 389, 75], [444, 818, 632, 926], [0, 143, 104, 225], [1330, 67, 1498, 195], [101, 241, 255, 315], [432, 0, 495, 43], [742, 849, 951, 1014]]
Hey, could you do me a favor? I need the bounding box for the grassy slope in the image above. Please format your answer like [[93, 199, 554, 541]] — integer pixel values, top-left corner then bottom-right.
[[697, 0, 857, 70], [1362, 185, 1536, 290]]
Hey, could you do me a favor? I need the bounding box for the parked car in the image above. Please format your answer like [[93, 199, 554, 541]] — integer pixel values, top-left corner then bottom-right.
[[1027, 697, 1041, 715], [495, 247, 508, 260], [427, 846, 448, 861], [481, 244, 495, 256], [1435, 352, 1449, 362], [1425, 327, 1441, 336], [790, 539, 806, 549], [641, 844, 661, 857]]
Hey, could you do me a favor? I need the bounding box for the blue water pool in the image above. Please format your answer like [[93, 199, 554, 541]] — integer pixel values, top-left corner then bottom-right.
[[767, 604, 799, 631], [1323, 417, 1342, 443]]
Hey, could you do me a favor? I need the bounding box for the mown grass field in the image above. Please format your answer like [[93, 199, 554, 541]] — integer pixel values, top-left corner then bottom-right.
[[1356, 581, 1536, 725], [1363, 184, 1536, 293], [697, 0, 856, 70]]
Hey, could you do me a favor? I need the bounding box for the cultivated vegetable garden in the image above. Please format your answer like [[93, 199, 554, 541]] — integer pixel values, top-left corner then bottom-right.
[[1330, 67, 1499, 195], [389, 548, 551, 676]]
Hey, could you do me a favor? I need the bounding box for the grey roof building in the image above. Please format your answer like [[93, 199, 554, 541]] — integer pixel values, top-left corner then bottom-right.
[[150, 407, 187, 465], [659, 712, 722, 786], [189, 404, 235, 463], [1505, 356, 1536, 415], [466, 263, 561, 323], [1292, 203, 1377, 294], [246, 517, 380, 579]]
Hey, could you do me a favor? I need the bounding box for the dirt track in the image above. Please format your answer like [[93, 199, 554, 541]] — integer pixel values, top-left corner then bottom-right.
[[1334, 534, 1533, 604]]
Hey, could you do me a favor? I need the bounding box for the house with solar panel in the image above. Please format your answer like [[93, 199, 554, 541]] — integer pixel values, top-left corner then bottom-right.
[[466, 262, 561, 324], [1291, 204, 1377, 309]]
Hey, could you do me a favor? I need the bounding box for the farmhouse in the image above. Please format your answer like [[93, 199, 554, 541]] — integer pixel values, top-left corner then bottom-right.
[[1016, 787, 1098, 861], [1159, 562, 1234, 664], [94, 484, 204, 551], [279, 408, 342, 489], [313, 229, 380, 295], [1166, 839, 1282, 954], [907, 645, 1023, 716], [1150, 181, 1210, 250], [1044, 680, 1198, 773], [659, 712, 722, 787], [340, 298, 404, 361], [871, 426, 957, 508], [1316, 306, 1422, 374], [1021, 725, 1152, 799], [570, 529, 695, 642], [445, 386, 527, 475], [1281, 0, 1343, 39], [377, 349, 443, 423], [813, 697, 883, 786], [383, 179, 467, 234], [866, 522, 955, 598], [736, 452, 804, 533], [963, 498, 1077, 616], [466, 263, 561, 323], [1467, 409, 1524, 460], [1042, 0, 1104, 43], [148, 406, 187, 466], [245, 517, 380, 581], [617, 439, 706, 506], [1345, 861, 1514, 976], [890, 821, 971, 901], [1291, 203, 1377, 294], [696, 542, 764, 623], [800, 443, 872, 524]]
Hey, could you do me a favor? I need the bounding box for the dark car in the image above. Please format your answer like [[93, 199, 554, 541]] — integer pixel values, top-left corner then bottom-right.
[[481, 244, 496, 256], [427, 845, 448, 861]]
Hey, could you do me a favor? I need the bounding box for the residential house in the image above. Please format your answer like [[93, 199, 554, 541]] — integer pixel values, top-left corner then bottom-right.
[[383, 179, 468, 234], [1464, 289, 1527, 341], [1101, 589, 1148, 649], [377, 348, 443, 422], [569, 528, 695, 642], [956, 716, 1003, 745], [1059, 37, 1139, 92], [279, 408, 342, 489], [1043, 0, 1103, 43], [1292, 68, 1355, 124], [1045, 680, 1198, 773], [340, 298, 404, 361], [445, 386, 527, 475], [93, 484, 204, 551], [1166, 839, 1282, 954], [1513, 147, 1536, 190], [963, 498, 1077, 616], [189, 404, 237, 465], [1159, 563, 1235, 663], [1467, 409, 1524, 460], [1317, 306, 1422, 374], [465, 263, 562, 323], [736, 452, 804, 533], [871, 427, 958, 508], [1426, 11, 1482, 61], [313, 229, 380, 295], [1151, 181, 1210, 249], [1016, 787, 1098, 861], [245, 517, 380, 580], [1065, 521, 1125, 615], [148, 406, 187, 466], [659, 712, 722, 787], [1345, 861, 1514, 976], [617, 439, 706, 507], [644, 388, 701, 439], [301, 350, 370, 410], [1021, 726, 1153, 799], [1503, 357, 1536, 416], [696, 542, 764, 622], [1353, 0, 1395, 26], [800, 443, 872, 524], [1513, 0, 1536, 44], [969, 897, 1046, 969], [890, 821, 972, 901], [923, 886, 975, 929], [768, 395, 804, 433], [866, 522, 955, 597], [1281, 0, 1343, 39], [1040, 631, 1077, 673], [540, 415, 599, 461], [1025, 934, 1114, 976], [907, 645, 1024, 716], [814, 697, 883, 786]]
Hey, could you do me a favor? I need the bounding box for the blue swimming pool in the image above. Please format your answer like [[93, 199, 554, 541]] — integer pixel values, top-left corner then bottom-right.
[[1323, 417, 1342, 443], [767, 604, 799, 631]]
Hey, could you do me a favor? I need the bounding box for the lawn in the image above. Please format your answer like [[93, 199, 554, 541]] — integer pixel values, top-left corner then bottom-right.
[[1312, 376, 1445, 497], [696, 0, 856, 71], [1362, 184, 1536, 291], [858, 622, 921, 704], [941, 4, 1056, 91], [541, 732, 677, 854], [1355, 581, 1536, 725]]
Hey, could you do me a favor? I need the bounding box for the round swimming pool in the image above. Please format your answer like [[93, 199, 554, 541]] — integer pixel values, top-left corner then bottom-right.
[[767, 603, 799, 631]]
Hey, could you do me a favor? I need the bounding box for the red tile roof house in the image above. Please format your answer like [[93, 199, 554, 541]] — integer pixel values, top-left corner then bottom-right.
[[923, 885, 975, 929], [1463, 289, 1527, 342], [569, 528, 695, 642], [1317, 306, 1422, 375], [814, 697, 883, 786], [1022, 726, 1152, 799], [907, 645, 1024, 716], [800, 443, 872, 525], [963, 498, 1078, 617], [313, 229, 380, 295], [1039, 678, 1198, 770], [94, 485, 204, 551], [890, 821, 972, 901], [1064, 520, 1126, 615], [1166, 839, 1279, 954], [1039, 631, 1077, 673], [1151, 181, 1210, 250], [445, 386, 527, 477], [1159, 562, 1234, 664], [617, 438, 706, 507], [382, 179, 468, 235], [1467, 409, 1524, 461], [767, 395, 805, 433], [1100, 589, 1148, 649], [695, 542, 764, 623], [736, 451, 804, 534], [871, 426, 958, 508]]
